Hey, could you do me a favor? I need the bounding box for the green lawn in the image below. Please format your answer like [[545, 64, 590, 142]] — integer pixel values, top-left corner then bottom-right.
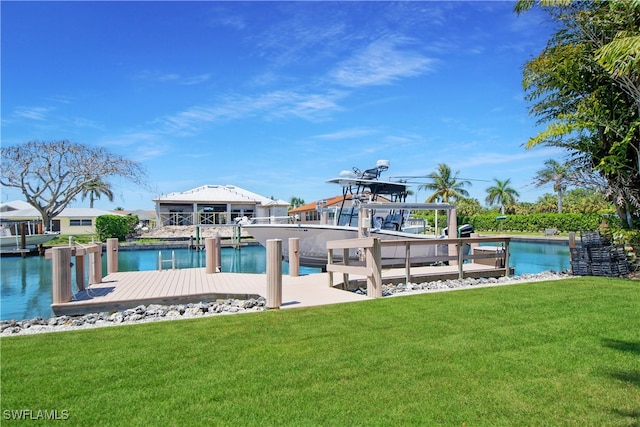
[[1, 278, 638, 426]]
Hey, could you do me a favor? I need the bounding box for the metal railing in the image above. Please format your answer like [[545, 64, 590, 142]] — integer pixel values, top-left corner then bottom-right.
[[159, 212, 230, 226]]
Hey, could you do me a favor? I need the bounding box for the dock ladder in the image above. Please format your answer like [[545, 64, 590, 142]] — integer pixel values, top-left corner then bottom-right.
[[158, 250, 176, 270]]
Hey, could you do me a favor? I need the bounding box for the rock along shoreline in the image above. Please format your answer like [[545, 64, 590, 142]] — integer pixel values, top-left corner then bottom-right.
[[1, 271, 572, 336]]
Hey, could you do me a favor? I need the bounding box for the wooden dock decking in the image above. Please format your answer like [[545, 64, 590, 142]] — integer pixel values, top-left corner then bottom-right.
[[51, 263, 511, 316]]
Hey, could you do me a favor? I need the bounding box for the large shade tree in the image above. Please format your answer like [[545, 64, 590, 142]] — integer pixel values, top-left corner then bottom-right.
[[485, 178, 520, 215], [419, 163, 471, 203], [0, 140, 147, 230], [516, 0, 640, 227]]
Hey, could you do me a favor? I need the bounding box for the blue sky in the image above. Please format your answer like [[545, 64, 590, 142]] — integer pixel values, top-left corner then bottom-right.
[[1, 1, 563, 211]]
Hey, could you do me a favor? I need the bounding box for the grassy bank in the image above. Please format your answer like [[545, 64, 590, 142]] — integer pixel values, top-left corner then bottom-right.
[[1, 278, 638, 425]]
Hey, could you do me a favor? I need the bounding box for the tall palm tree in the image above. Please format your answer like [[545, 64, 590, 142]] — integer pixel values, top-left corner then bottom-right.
[[419, 163, 471, 203], [81, 179, 114, 208], [533, 160, 570, 213], [485, 178, 520, 214]]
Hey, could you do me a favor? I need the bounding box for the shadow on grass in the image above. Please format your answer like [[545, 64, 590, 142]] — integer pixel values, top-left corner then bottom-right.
[[611, 409, 640, 427], [603, 339, 640, 426], [608, 369, 640, 388], [602, 338, 640, 355]]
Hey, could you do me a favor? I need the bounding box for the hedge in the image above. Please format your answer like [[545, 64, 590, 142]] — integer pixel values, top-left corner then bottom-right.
[[460, 213, 603, 233]]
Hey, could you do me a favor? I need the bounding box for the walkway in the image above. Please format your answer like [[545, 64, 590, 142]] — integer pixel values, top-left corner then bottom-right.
[[51, 263, 509, 316]]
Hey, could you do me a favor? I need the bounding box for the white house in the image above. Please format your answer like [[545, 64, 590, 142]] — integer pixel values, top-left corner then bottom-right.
[[0, 201, 122, 235], [153, 185, 289, 227]]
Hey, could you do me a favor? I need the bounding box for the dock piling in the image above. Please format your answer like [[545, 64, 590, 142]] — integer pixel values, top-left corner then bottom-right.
[[266, 239, 282, 309], [288, 237, 300, 277], [89, 243, 102, 284], [52, 246, 73, 304], [107, 238, 119, 273], [205, 237, 220, 274]]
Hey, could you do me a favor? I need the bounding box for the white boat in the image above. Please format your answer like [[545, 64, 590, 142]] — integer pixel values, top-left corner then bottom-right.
[[0, 224, 58, 251], [241, 160, 458, 269]]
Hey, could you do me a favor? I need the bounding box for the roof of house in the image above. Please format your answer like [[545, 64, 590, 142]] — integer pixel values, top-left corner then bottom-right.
[[0, 200, 33, 212], [289, 195, 345, 214], [289, 194, 393, 214], [0, 207, 122, 220], [153, 185, 288, 206]]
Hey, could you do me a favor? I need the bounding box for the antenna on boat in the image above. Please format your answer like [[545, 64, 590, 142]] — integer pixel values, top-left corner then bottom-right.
[[354, 160, 390, 180]]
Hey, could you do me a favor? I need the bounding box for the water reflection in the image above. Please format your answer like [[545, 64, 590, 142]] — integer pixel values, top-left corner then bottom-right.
[[1, 246, 318, 320]]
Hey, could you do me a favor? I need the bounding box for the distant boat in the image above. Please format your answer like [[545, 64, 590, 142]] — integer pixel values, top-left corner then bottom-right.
[[0, 224, 58, 251]]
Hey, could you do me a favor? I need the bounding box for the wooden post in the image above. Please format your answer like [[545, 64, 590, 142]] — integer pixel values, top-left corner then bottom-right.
[[342, 248, 349, 288], [89, 243, 102, 284], [75, 253, 86, 291], [288, 238, 300, 277], [213, 235, 221, 271], [106, 238, 119, 273], [405, 241, 411, 285], [569, 232, 576, 249], [447, 208, 458, 265], [266, 239, 282, 309], [366, 238, 382, 298], [19, 222, 27, 250], [504, 239, 510, 278], [458, 239, 464, 279], [205, 237, 219, 274], [328, 247, 335, 288], [470, 233, 480, 253], [52, 246, 73, 304]]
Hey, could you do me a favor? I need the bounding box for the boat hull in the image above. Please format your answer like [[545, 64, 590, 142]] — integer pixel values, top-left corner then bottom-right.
[[242, 223, 447, 269], [0, 234, 58, 249]]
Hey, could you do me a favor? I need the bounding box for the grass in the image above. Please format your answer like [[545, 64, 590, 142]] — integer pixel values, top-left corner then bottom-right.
[[45, 234, 96, 247], [1, 278, 639, 426]]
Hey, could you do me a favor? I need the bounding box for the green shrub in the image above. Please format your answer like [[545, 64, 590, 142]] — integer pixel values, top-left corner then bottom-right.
[[95, 215, 138, 241], [461, 213, 603, 233]]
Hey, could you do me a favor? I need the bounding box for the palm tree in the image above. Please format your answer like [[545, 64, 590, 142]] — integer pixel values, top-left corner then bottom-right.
[[419, 163, 471, 203], [81, 179, 114, 208], [289, 196, 305, 209], [485, 178, 520, 214], [533, 160, 570, 213]]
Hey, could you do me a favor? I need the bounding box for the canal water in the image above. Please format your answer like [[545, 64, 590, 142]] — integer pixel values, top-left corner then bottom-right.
[[0, 241, 570, 321]]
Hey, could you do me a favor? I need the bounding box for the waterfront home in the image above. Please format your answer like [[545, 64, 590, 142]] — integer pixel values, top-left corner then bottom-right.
[[153, 185, 289, 227], [0, 202, 120, 235]]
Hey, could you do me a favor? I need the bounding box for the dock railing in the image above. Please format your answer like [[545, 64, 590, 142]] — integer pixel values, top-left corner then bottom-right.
[[326, 236, 510, 297]]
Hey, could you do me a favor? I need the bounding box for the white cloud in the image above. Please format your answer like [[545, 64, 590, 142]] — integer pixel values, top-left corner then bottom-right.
[[313, 128, 378, 140], [134, 70, 211, 86], [330, 37, 434, 87], [13, 106, 53, 121]]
